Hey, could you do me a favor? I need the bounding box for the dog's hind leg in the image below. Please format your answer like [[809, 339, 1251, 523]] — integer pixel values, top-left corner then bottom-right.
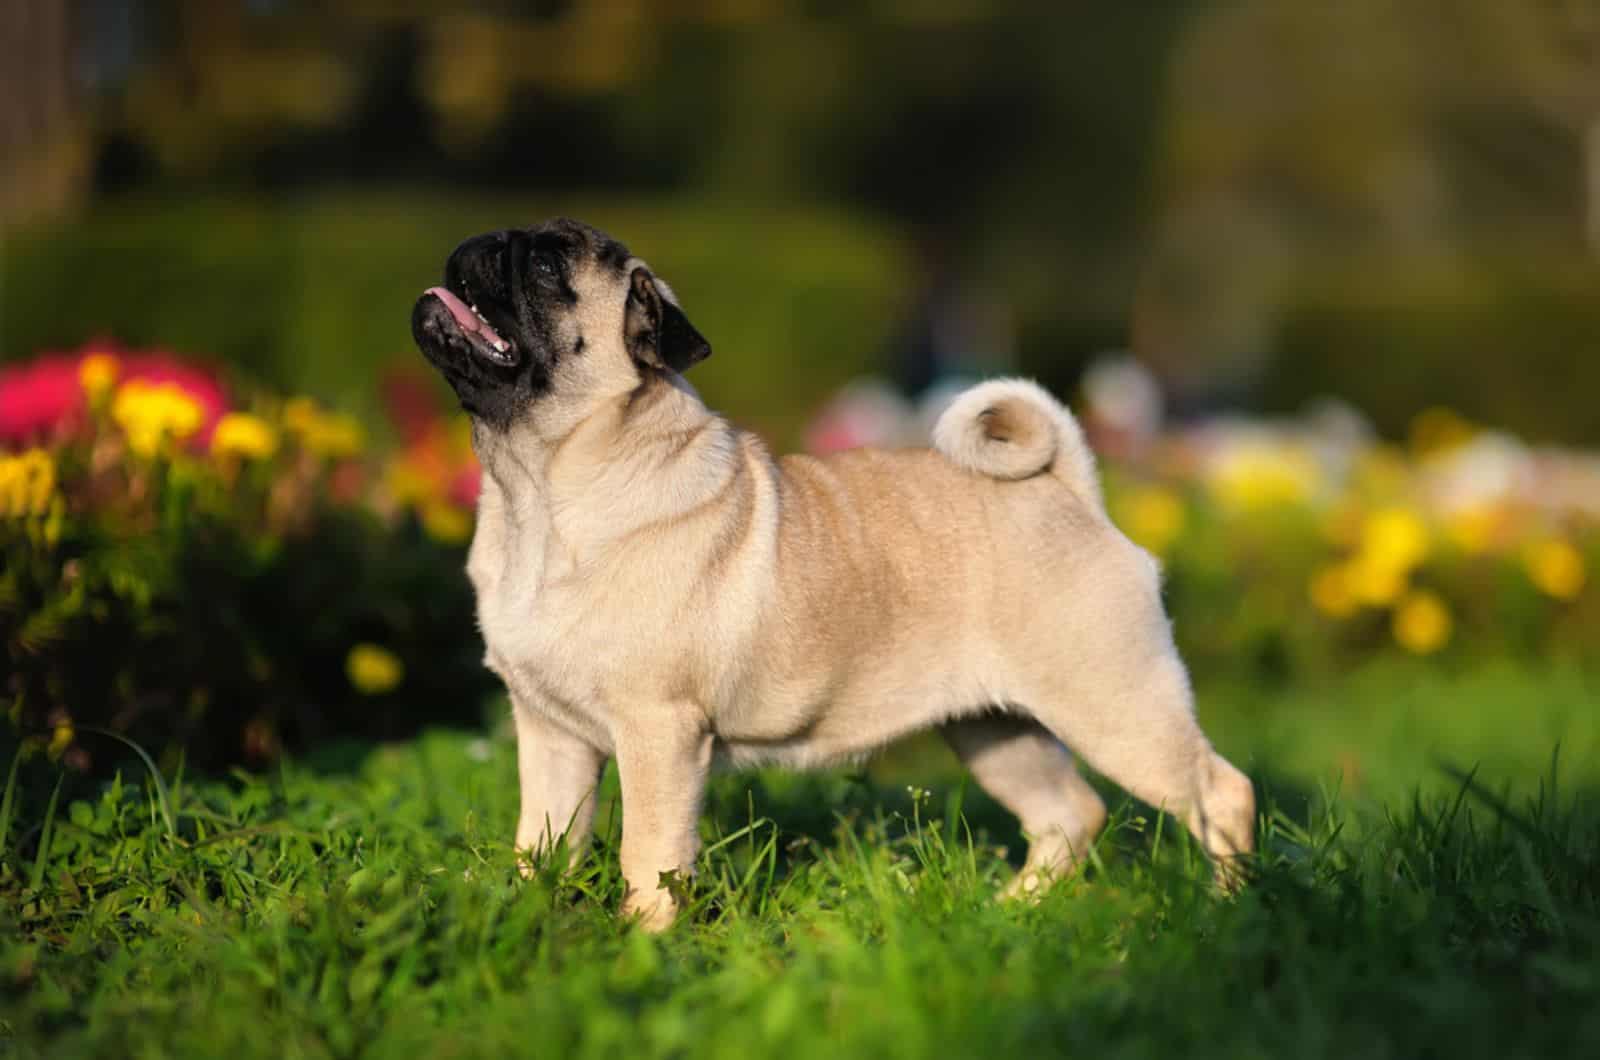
[[1016, 646, 1255, 887], [942, 713, 1107, 899]]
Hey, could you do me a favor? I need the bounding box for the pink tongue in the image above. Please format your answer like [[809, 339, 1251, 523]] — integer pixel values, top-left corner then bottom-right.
[[424, 286, 514, 360], [425, 286, 485, 334]]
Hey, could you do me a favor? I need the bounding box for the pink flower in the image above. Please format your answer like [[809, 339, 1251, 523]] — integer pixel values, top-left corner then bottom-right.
[[0, 353, 85, 444], [449, 461, 481, 507], [0, 340, 229, 447], [802, 380, 913, 456], [805, 418, 870, 456]]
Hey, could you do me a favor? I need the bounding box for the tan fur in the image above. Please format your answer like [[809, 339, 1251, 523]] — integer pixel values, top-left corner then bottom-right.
[[932, 377, 1101, 500], [461, 250, 1255, 931]]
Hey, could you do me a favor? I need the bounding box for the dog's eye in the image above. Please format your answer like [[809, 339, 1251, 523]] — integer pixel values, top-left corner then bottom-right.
[[534, 255, 559, 280]]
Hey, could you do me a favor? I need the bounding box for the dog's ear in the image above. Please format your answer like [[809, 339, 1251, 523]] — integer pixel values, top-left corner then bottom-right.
[[624, 266, 711, 374]]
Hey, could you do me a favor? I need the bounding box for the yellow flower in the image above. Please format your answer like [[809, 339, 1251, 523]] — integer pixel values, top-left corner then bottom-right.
[[385, 462, 439, 507], [301, 414, 365, 459], [79, 353, 121, 406], [282, 397, 318, 434], [1359, 507, 1430, 574], [0, 466, 16, 519], [1116, 485, 1186, 556], [47, 722, 75, 761], [1308, 564, 1359, 618], [1445, 506, 1501, 556], [0, 449, 57, 519], [111, 380, 203, 458], [211, 412, 280, 461], [1208, 442, 1320, 514], [420, 500, 473, 545], [346, 643, 404, 695], [1523, 539, 1586, 601], [1333, 507, 1430, 607], [283, 397, 365, 458], [1345, 555, 1408, 607], [1392, 590, 1452, 654]]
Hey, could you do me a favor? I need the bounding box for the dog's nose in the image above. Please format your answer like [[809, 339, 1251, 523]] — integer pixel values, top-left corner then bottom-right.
[[448, 231, 507, 264], [444, 231, 513, 293]]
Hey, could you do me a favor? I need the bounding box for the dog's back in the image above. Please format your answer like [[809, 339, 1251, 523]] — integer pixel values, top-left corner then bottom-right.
[[724, 412, 1144, 767]]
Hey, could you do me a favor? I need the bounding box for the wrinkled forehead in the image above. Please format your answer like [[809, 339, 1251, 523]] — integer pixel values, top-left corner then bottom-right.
[[529, 218, 631, 276], [530, 219, 683, 311]]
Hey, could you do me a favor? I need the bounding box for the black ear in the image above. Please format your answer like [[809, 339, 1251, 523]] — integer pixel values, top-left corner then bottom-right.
[[625, 266, 711, 374]]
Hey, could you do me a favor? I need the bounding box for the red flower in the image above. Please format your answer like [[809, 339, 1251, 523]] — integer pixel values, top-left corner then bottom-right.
[[381, 367, 446, 446], [378, 364, 480, 508], [328, 460, 368, 506]]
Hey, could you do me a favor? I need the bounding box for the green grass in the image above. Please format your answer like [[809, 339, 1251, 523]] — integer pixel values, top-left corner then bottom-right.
[[3, 662, 1598, 1059]]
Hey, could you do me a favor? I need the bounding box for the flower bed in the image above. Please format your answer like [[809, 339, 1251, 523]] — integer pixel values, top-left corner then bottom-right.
[[1, 342, 493, 772], [1104, 407, 1597, 676], [7, 342, 1596, 773]]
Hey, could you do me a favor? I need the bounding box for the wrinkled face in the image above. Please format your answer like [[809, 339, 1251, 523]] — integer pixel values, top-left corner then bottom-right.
[[411, 218, 709, 432]]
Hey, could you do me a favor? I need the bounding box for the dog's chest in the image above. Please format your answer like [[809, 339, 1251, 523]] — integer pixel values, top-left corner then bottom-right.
[[467, 508, 571, 683], [473, 548, 580, 681], [469, 526, 658, 738]]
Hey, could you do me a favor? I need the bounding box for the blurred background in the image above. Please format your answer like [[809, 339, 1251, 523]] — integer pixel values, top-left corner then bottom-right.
[[6, 0, 1599, 443], [2, 1, 1598, 772]]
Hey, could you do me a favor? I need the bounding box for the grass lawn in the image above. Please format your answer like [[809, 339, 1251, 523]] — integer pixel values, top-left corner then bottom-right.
[[3, 661, 1598, 1058]]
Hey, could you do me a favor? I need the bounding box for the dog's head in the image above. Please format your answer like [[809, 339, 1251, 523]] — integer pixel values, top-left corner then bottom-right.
[[411, 218, 710, 433]]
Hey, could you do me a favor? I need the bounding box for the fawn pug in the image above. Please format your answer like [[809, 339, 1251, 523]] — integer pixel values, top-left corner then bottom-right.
[[411, 219, 1254, 931]]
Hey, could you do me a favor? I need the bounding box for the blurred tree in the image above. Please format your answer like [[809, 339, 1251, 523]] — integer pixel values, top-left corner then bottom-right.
[[28, 0, 1193, 391], [1, 0, 87, 221], [1138, 1, 1437, 406], [1443, 0, 1600, 254], [11, 0, 1598, 439], [1138, 0, 1600, 438]]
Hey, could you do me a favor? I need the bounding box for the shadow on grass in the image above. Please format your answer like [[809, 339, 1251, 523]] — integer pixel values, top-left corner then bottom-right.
[[693, 738, 1331, 885]]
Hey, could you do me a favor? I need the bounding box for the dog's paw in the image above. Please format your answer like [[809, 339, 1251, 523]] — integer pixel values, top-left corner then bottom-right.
[[997, 868, 1057, 903], [621, 889, 679, 933], [1212, 854, 1251, 896]]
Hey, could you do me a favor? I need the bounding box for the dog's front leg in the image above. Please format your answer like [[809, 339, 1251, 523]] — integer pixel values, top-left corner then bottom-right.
[[614, 714, 713, 932], [512, 697, 607, 875]]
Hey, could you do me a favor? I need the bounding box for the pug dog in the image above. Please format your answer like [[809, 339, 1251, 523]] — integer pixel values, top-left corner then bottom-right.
[[411, 219, 1255, 931]]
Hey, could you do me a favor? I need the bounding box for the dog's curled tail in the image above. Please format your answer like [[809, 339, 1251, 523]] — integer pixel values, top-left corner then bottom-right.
[[931, 378, 1102, 505]]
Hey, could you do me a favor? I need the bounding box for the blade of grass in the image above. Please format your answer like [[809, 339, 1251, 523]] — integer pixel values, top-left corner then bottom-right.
[[0, 742, 23, 863], [29, 771, 64, 892], [80, 725, 176, 839], [1436, 760, 1580, 872]]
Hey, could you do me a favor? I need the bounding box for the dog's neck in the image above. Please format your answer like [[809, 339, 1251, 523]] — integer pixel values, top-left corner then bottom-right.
[[470, 375, 739, 568]]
